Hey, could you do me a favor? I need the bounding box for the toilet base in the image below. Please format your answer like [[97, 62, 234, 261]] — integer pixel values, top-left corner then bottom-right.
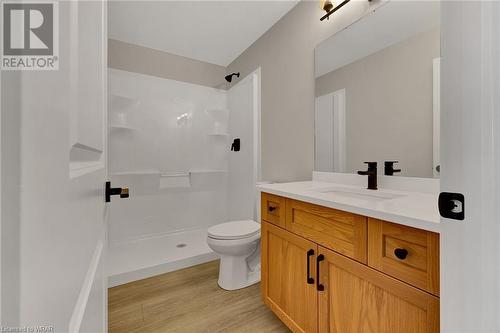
[[217, 255, 261, 291]]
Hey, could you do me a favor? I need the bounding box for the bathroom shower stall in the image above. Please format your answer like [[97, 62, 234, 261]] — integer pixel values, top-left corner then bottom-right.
[[107, 69, 261, 286]]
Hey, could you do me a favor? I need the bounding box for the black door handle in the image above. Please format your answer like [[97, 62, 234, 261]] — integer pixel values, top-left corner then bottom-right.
[[306, 249, 315, 284], [105, 181, 130, 202], [316, 254, 325, 291], [438, 192, 465, 220]]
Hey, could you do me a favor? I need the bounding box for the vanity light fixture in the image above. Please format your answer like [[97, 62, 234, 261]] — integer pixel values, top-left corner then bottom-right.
[[321, 0, 334, 13], [321, 0, 373, 21], [320, 0, 351, 21]]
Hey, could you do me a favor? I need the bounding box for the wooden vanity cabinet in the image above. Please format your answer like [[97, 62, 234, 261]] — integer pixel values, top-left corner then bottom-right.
[[318, 246, 439, 333], [261, 194, 440, 333], [261, 221, 318, 333]]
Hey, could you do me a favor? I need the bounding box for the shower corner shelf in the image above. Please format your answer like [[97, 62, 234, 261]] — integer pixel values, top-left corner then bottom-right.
[[109, 170, 160, 177], [109, 93, 140, 112], [207, 132, 228, 137], [109, 124, 136, 131], [189, 169, 228, 174], [206, 108, 229, 115]]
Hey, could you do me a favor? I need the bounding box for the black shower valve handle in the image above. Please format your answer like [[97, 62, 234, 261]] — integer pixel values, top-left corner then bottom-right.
[[231, 138, 241, 152]]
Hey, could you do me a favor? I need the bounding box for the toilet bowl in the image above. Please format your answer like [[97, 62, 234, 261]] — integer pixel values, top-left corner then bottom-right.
[[207, 220, 261, 290]]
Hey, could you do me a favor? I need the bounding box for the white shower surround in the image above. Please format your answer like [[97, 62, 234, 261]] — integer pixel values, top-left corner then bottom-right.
[[107, 68, 260, 285]]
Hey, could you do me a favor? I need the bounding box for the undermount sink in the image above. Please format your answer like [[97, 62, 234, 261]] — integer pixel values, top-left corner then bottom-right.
[[314, 186, 406, 201]]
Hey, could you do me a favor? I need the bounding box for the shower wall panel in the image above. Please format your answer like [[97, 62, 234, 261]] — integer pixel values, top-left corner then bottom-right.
[[108, 69, 228, 243]]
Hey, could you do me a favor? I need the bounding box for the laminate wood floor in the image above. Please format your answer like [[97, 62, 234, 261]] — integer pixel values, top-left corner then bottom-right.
[[108, 260, 290, 333]]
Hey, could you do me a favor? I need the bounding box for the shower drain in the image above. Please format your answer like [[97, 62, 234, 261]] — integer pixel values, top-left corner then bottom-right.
[[176, 243, 187, 248]]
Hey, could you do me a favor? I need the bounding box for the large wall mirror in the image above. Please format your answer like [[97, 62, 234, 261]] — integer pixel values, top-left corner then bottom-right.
[[314, 1, 440, 178]]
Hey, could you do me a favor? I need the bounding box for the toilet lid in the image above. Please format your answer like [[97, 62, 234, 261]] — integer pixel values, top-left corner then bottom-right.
[[208, 220, 260, 240]]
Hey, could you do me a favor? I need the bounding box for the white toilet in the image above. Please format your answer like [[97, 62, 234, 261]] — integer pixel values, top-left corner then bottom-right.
[[207, 220, 261, 290]]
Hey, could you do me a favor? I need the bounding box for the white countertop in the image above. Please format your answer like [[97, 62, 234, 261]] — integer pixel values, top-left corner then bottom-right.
[[258, 181, 440, 233]]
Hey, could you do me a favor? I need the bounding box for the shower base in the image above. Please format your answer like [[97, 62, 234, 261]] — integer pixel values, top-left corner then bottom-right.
[[108, 228, 218, 287]]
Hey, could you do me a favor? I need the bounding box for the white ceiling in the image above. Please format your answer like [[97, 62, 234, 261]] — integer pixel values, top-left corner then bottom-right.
[[315, 1, 441, 77], [108, 1, 299, 67]]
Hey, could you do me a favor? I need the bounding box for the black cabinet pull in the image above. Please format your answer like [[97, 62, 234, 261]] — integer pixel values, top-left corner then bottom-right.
[[316, 254, 325, 291], [268, 206, 277, 212], [306, 249, 315, 284], [394, 248, 409, 260]]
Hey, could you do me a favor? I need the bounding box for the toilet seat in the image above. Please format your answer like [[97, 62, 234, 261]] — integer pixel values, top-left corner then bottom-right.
[[208, 220, 260, 240]]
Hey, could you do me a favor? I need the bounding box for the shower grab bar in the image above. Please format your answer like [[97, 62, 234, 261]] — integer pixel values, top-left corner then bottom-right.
[[160, 173, 190, 178]]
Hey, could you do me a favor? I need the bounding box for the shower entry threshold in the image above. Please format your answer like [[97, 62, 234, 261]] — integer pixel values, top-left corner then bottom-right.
[[108, 228, 218, 287]]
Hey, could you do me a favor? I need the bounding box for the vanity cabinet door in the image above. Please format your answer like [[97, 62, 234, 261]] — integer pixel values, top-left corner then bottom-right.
[[261, 221, 318, 333], [317, 246, 439, 333]]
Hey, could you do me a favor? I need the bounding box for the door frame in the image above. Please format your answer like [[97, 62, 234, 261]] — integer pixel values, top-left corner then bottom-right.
[[68, 0, 109, 331], [432, 58, 440, 179], [227, 68, 262, 221], [0, 55, 2, 325], [227, 67, 262, 184]]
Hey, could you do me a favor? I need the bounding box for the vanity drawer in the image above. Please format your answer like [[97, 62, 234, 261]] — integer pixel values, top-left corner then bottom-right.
[[261, 192, 286, 228], [368, 218, 440, 296], [285, 199, 367, 263]]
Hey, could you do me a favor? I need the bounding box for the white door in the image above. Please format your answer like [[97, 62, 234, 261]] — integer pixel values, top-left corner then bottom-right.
[[1, 1, 108, 332], [315, 89, 346, 173], [440, 1, 500, 331]]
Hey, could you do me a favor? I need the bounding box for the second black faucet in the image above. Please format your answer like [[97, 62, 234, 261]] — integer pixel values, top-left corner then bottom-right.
[[384, 161, 401, 176]]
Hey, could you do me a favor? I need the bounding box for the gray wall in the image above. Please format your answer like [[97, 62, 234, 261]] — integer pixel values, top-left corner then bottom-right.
[[316, 28, 440, 178], [226, 1, 378, 182], [108, 39, 227, 88], [109, 1, 381, 182]]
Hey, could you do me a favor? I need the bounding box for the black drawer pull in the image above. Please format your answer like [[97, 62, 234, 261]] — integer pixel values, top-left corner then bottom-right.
[[394, 248, 409, 260], [306, 249, 315, 284], [316, 254, 325, 291], [268, 206, 277, 212]]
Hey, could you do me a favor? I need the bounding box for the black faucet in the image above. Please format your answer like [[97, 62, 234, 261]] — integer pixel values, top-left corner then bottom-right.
[[384, 161, 401, 176], [357, 162, 378, 190]]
